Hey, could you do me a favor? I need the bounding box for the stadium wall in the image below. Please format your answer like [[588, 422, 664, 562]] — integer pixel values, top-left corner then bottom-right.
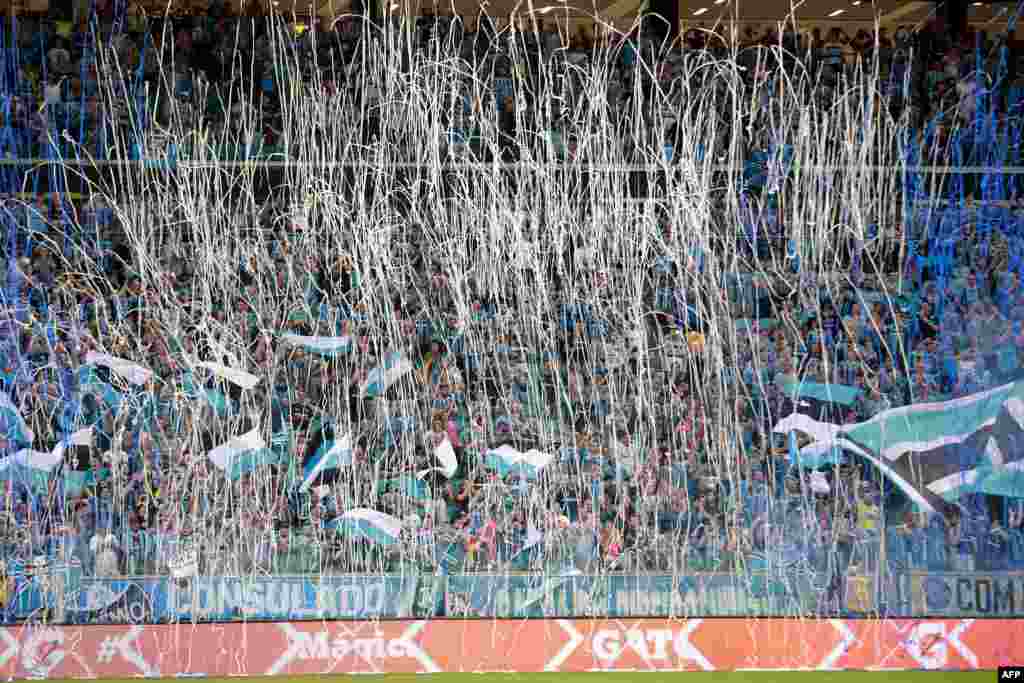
[[1, 618, 1021, 675]]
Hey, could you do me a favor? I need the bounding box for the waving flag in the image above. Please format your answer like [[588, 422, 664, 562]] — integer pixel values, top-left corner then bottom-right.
[[841, 382, 1023, 462], [790, 439, 848, 469], [485, 445, 553, 480], [418, 439, 458, 479], [773, 411, 841, 444], [0, 392, 33, 446], [226, 448, 281, 481], [206, 428, 267, 470], [280, 333, 352, 357], [920, 435, 1009, 501], [331, 508, 403, 546], [361, 352, 413, 397], [10, 442, 71, 473], [85, 352, 154, 386], [774, 381, 1024, 513], [300, 429, 351, 492], [6, 448, 61, 472], [189, 358, 262, 390]]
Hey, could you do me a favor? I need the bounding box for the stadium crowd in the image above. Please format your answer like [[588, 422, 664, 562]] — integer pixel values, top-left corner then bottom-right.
[[0, 3, 1023, 623]]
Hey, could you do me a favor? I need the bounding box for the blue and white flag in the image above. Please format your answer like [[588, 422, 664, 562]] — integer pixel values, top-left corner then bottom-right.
[[485, 445, 554, 480], [188, 358, 262, 390], [418, 439, 458, 479], [6, 447, 62, 473], [0, 392, 33, 445], [0, 428, 88, 495], [841, 382, 1024, 462], [36, 427, 92, 468], [300, 431, 352, 492], [790, 439, 847, 469], [361, 352, 413, 397], [85, 352, 154, 386], [206, 428, 266, 471], [226, 448, 280, 481], [332, 508, 403, 546], [280, 333, 352, 357], [774, 381, 1024, 513]]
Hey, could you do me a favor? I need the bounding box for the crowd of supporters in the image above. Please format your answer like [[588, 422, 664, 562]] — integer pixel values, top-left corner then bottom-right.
[[0, 6, 1022, 625]]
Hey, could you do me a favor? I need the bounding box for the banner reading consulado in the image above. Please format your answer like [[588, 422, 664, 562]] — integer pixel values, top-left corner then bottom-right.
[[61, 573, 813, 622], [19, 572, 1024, 623]]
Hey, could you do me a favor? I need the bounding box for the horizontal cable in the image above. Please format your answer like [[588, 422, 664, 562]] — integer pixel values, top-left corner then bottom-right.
[[8, 159, 1024, 174]]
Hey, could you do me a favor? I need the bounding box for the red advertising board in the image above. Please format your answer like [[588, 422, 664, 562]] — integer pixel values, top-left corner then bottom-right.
[[0, 618, 1020, 677]]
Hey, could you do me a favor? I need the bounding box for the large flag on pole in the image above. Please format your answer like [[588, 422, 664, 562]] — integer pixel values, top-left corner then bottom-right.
[[971, 460, 1024, 499], [840, 382, 1022, 462], [774, 381, 1024, 514], [6, 448, 63, 473]]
